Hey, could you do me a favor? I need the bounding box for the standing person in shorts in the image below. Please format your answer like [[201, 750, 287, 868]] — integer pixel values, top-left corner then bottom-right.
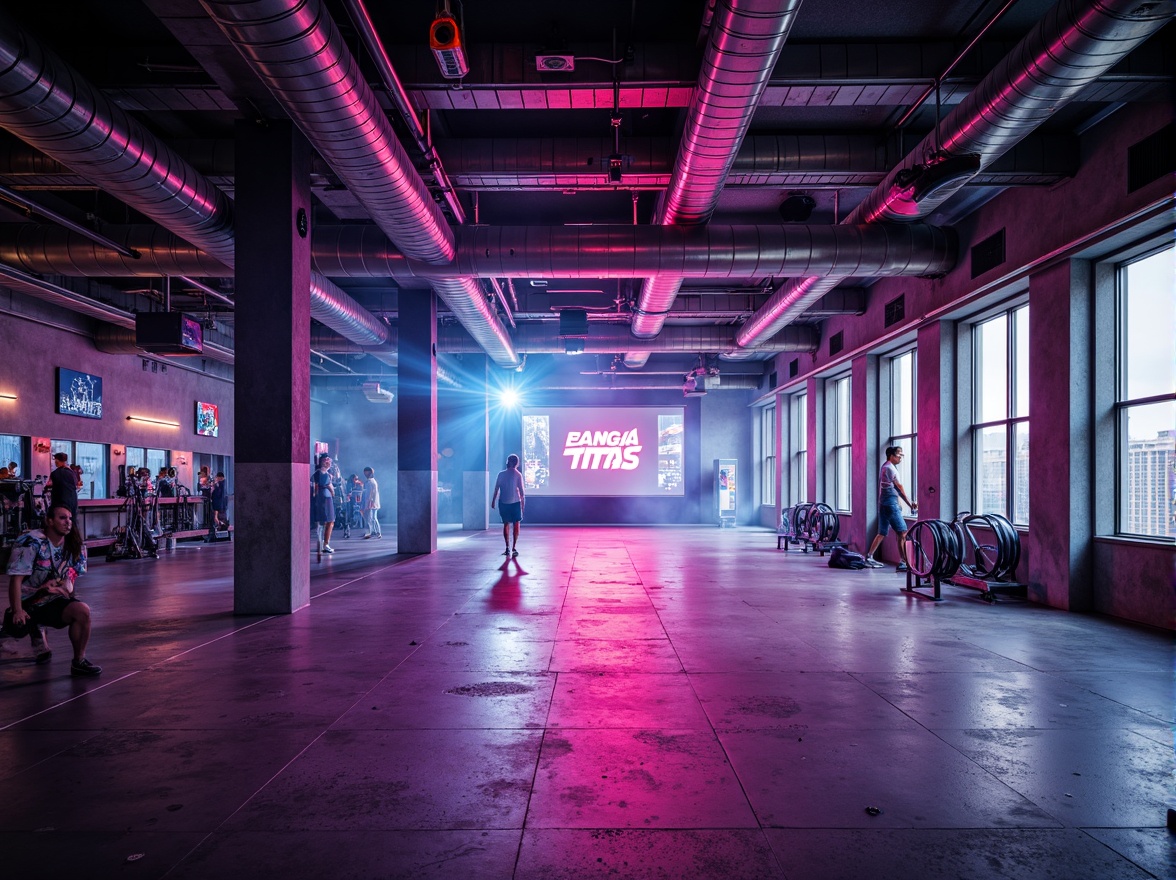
[[865, 446, 918, 571], [490, 454, 525, 557], [312, 454, 336, 553], [4, 503, 101, 676]]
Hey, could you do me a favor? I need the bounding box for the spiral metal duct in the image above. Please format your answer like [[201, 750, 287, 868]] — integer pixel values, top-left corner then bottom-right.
[[631, 0, 803, 356], [735, 0, 1176, 350], [454, 224, 956, 280], [0, 7, 236, 268], [201, 0, 518, 368], [437, 323, 817, 355]]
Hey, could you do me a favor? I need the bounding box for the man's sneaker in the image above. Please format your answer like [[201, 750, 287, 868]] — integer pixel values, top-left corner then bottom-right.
[[363, 534, 372, 539], [503, 548, 511, 556], [322, 545, 335, 554], [511, 549, 518, 557], [863, 557, 885, 568], [71, 658, 102, 677], [896, 562, 909, 573]]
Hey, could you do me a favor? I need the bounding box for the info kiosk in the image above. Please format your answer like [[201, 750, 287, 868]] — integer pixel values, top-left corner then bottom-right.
[[715, 459, 737, 527]]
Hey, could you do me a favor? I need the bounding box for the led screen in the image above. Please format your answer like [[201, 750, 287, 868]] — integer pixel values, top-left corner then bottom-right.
[[195, 401, 219, 437], [522, 406, 684, 496]]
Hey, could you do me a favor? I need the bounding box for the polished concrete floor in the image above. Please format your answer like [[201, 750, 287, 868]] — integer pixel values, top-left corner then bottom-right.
[[1, 526, 1172, 879]]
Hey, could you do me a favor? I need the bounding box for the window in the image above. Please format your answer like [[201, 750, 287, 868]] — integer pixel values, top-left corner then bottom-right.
[[761, 403, 776, 506], [829, 375, 852, 512], [0, 434, 24, 478], [889, 350, 917, 498], [1117, 245, 1175, 539], [51, 439, 108, 500], [972, 305, 1029, 523], [789, 392, 807, 505]]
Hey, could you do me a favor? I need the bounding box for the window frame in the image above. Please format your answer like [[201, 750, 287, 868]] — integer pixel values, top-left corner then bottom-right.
[[50, 439, 109, 501], [828, 374, 852, 513], [970, 304, 1029, 524], [789, 391, 808, 506], [887, 348, 917, 504], [1114, 244, 1175, 540], [760, 402, 776, 506]]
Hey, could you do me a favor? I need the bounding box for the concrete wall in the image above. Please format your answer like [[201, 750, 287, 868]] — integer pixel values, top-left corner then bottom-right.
[[0, 300, 234, 498]]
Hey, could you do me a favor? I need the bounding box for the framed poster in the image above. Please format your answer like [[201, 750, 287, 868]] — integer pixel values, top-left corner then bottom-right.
[[196, 401, 219, 437], [56, 368, 103, 419]]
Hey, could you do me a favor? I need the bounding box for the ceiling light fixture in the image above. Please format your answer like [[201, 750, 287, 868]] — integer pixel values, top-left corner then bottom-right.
[[125, 415, 180, 428]]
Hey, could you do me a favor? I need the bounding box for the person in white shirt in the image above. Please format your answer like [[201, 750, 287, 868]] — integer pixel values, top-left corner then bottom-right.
[[490, 454, 525, 557], [865, 446, 918, 570], [361, 467, 382, 538]]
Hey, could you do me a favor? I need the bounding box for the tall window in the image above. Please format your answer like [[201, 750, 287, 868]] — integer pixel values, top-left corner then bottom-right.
[[889, 350, 917, 497], [972, 304, 1029, 523], [51, 439, 108, 500], [1117, 245, 1175, 539], [789, 392, 807, 505], [829, 375, 852, 512], [0, 435, 23, 478], [761, 403, 776, 506]]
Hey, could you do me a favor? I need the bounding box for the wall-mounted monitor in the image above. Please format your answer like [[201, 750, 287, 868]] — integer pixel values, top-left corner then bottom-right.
[[195, 401, 219, 437], [136, 312, 204, 355], [521, 406, 684, 497], [56, 368, 103, 419]]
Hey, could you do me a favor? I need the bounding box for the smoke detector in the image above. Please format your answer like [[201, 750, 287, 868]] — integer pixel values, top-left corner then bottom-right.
[[536, 55, 575, 71], [361, 382, 394, 403]]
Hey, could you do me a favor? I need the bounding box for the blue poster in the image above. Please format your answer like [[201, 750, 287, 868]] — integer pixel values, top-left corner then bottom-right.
[[57, 368, 103, 419]]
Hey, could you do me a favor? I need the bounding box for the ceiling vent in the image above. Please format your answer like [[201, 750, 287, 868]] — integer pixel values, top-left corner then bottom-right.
[[536, 55, 575, 72], [558, 308, 589, 337], [361, 382, 394, 403]]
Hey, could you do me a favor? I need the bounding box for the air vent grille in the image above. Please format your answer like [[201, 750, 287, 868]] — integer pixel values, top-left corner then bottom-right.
[[971, 229, 1005, 279], [1127, 122, 1174, 194], [884, 295, 905, 328], [829, 331, 843, 357], [789, 358, 799, 378]]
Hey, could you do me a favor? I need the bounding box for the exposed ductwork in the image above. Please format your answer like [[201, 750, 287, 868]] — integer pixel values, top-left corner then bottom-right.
[[201, 0, 518, 368], [0, 7, 236, 268], [309, 322, 816, 356], [736, 0, 1176, 350], [0, 7, 393, 356], [630, 0, 803, 365], [0, 222, 958, 282]]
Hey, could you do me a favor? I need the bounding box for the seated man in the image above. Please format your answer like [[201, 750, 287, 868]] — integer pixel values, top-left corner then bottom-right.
[[4, 503, 101, 676]]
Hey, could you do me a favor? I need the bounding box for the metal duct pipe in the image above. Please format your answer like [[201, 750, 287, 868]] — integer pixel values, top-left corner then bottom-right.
[[453, 224, 956, 279], [201, 0, 518, 368], [437, 323, 818, 355], [0, 222, 957, 281], [93, 325, 236, 365], [632, 0, 802, 343], [0, 224, 231, 277], [736, 0, 1175, 349], [541, 375, 764, 392], [0, 13, 395, 356], [0, 7, 236, 266]]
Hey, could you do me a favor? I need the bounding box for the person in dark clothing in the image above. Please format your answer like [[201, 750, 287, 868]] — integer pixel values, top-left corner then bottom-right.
[[48, 453, 78, 519], [210, 472, 229, 528]]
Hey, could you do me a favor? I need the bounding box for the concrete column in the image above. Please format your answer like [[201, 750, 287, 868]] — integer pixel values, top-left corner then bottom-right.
[[232, 120, 311, 614], [462, 355, 490, 530], [397, 290, 438, 553], [916, 320, 957, 521], [806, 376, 819, 502], [1028, 259, 1093, 609]]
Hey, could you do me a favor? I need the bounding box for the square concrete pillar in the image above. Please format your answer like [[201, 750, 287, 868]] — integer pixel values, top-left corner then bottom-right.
[[397, 290, 438, 554], [232, 120, 312, 614]]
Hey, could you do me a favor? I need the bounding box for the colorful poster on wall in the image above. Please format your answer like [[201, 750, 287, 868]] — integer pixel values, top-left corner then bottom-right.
[[196, 401, 219, 437], [56, 368, 103, 419]]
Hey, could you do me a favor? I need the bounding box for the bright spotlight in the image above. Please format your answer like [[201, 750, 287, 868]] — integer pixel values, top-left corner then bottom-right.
[[500, 387, 520, 407]]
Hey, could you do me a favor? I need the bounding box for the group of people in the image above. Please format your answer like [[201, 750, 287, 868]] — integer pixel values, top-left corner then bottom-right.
[[311, 455, 382, 553]]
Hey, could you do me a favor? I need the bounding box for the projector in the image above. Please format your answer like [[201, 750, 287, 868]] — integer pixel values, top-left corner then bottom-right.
[[536, 55, 575, 72], [361, 382, 394, 403], [429, 14, 469, 79]]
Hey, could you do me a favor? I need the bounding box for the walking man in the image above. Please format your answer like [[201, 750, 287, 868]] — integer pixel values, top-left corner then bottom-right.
[[490, 454, 525, 557], [865, 446, 918, 570]]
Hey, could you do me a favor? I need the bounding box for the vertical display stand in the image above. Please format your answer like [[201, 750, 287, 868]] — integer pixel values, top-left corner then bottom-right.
[[715, 459, 737, 527]]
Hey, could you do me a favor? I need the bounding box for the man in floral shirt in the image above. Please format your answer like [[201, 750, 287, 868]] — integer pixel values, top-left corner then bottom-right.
[[4, 503, 101, 676]]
